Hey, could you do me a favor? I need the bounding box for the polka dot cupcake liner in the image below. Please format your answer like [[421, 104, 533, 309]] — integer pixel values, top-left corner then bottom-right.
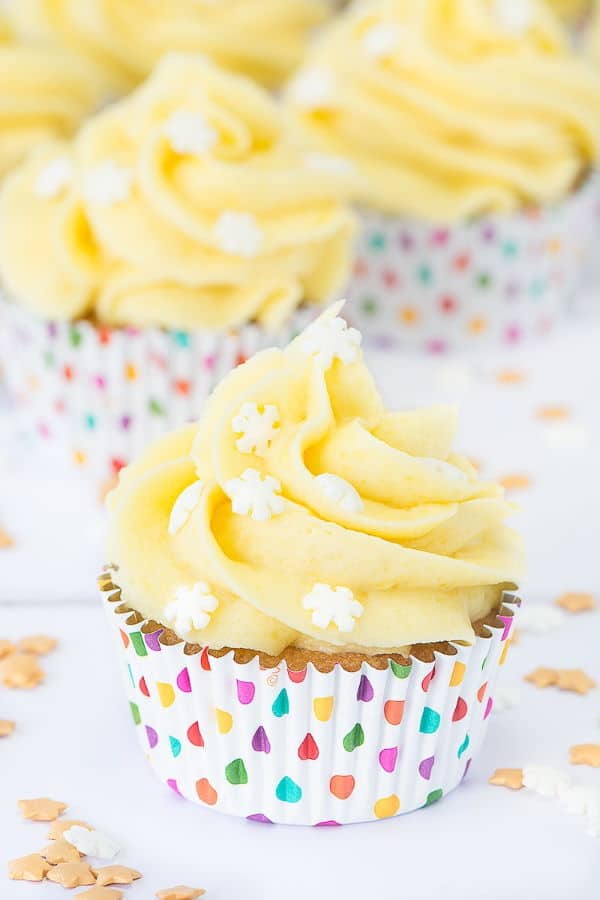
[[100, 572, 520, 826], [344, 176, 598, 353], [0, 295, 314, 480]]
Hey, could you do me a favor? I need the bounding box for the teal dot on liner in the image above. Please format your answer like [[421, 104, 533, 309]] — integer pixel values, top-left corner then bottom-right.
[[169, 736, 182, 758], [368, 232, 386, 251], [343, 723, 365, 752], [529, 280, 546, 298], [69, 327, 82, 348], [424, 789, 443, 807], [43, 351, 55, 368], [127, 663, 135, 689], [130, 632, 148, 657], [390, 659, 411, 679], [458, 734, 470, 759], [417, 264, 433, 285], [361, 296, 378, 316], [502, 241, 518, 258], [276, 776, 302, 804], [419, 707, 441, 734], [129, 702, 141, 726], [272, 688, 289, 718], [148, 398, 165, 417], [225, 758, 248, 785], [172, 330, 190, 347], [477, 273, 492, 288], [84, 413, 96, 431]]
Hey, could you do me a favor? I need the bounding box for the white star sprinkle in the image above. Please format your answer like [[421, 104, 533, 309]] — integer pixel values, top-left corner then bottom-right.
[[34, 158, 73, 199], [63, 826, 119, 860], [289, 67, 336, 109], [315, 473, 364, 513], [519, 767, 600, 838], [492, 685, 520, 713], [164, 109, 217, 157], [84, 161, 132, 206], [300, 314, 362, 368], [517, 604, 564, 635], [304, 153, 355, 176], [168, 480, 204, 536], [224, 468, 285, 521], [522, 766, 570, 799], [214, 211, 263, 258], [232, 402, 280, 456], [494, 0, 533, 35], [362, 22, 401, 59], [302, 583, 363, 632], [164, 582, 219, 636]]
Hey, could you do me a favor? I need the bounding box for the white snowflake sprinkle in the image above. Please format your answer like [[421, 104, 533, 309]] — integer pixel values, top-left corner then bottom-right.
[[315, 473, 364, 514], [302, 582, 363, 632], [84, 160, 132, 206], [232, 402, 280, 456], [214, 211, 263, 258], [362, 22, 401, 59], [34, 158, 73, 199], [522, 765, 570, 799], [63, 826, 119, 860], [517, 604, 564, 635], [492, 685, 520, 713], [558, 783, 592, 817], [289, 67, 336, 109], [300, 313, 362, 368], [224, 468, 285, 521], [164, 582, 219, 636], [164, 109, 217, 157], [168, 480, 204, 536], [543, 423, 589, 451], [304, 153, 355, 176], [494, 0, 533, 35]]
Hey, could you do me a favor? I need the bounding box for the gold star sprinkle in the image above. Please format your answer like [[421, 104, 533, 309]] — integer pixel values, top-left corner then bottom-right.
[[556, 592, 597, 613], [8, 854, 51, 882], [536, 405, 570, 421], [18, 635, 57, 655], [47, 862, 96, 888], [18, 797, 67, 821], [0, 639, 15, 659], [556, 669, 597, 695], [0, 527, 14, 548], [569, 744, 600, 767], [156, 888, 206, 900], [525, 667, 558, 689], [41, 839, 81, 865], [93, 865, 142, 887], [76, 889, 124, 900], [0, 719, 15, 737], [488, 768, 524, 790], [496, 369, 527, 385], [499, 473, 532, 492], [48, 819, 93, 840], [0, 652, 44, 688]]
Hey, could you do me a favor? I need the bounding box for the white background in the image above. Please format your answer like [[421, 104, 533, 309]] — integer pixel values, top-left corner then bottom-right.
[[1, 321, 600, 899]]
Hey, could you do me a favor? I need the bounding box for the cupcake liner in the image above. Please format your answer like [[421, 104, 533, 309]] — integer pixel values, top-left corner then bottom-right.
[[100, 571, 520, 826], [344, 177, 597, 353], [0, 295, 314, 479]]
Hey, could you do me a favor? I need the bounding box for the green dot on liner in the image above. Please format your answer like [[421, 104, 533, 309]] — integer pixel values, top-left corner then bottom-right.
[[130, 632, 148, 657], [390, 659, 411, 679], [424, 789, 443, 806], [361, 296, 378, 316], [477, 273, 492, 288], [529, 280, 545, 298], [43, 351, 55, 368], [225, 758, 248, 785], [148, 398, 165, 416], [343, 723, 365, 752], [368, 232, 386, 251], [129, 702, 141, 725], [69, 328, 82, 348], [502, 241, 518, 257]]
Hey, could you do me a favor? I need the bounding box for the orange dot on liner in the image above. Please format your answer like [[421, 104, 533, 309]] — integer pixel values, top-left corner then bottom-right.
[[330, 774, 355, 800], [124, 363, 138, 381], [468, 317, 487, 334], [546, 238, 562, 255], [398, 306, 418, 325], [499, 473, 531, 491], [73, 450, 87, 467], [536, 405, 570, 422], [196, 778, 218, 806], [496, 369, 527, 385]]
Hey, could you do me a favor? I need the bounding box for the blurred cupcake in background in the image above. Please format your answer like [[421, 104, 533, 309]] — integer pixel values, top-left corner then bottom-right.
[[0, 53, 355, 481], [5, 0, 331, 90], [286, 0, 600, 352]]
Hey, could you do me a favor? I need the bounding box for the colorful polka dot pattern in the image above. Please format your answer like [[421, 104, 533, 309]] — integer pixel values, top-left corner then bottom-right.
[[0, 300, 314, 480], [104, 585, 520, 826], [345, 180, 596, 353]]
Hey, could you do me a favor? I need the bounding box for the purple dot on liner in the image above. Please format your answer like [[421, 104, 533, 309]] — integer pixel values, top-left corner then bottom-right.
[[357, 674, 374, 702], [315, 821, 342, 827], [497, 615, 514, 642], [247, 814, 273, 824], [237, 680, 256, 705], [425, 338, 448, 355], [418, 755, 435, 780], [47, 323, 58, 338], [398, 232, 415, 251], [463, 758, 472, 780], [484, 697, 493, 719], [373, 334, 396, 351], [176, 667, 192, 693], [144, 629, 164, 652], [166, 778, 183, 797], [481, 225, 496, 242], [145, 725, 158, 749], [120, 415, 132, 431], [379, 747, 398, 773], [251, 726, 271, 754]]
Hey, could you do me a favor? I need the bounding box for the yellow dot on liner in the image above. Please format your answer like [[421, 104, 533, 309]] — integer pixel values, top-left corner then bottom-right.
[[499, 640, 511, 666], [73, 450, 87, 466], [215, 708, 233, 734], [313, 696, 334, 722], [124, 363, 138, 381], [449, 661, 466, 687], [156, 682, 175, 708], [374, 794, 400, 819]]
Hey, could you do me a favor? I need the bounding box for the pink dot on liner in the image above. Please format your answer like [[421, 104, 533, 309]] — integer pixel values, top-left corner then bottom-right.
[[93, 374, 106, 389], [421, 666, 436, 692], [176, 667, 192, 693], [504, 324, 522, 343], [203, 355, 216, 372], [425, 338, 448, 355], [430, 228, 449, 246], [166, 778, 183, 797], [236, 679, 256, 705], [315, 821, 341, 827], [379, 747, 398, 773], [484, 697, 493, 719]]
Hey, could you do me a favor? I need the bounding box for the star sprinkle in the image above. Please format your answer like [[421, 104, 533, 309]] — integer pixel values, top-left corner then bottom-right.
[[0, 639, 15, 658], [156, 887, 206, 900], [0, 652, 44, 688], [0, 719, 15, 737], [164, 583, 219, 636], [536, 405, 570, 422], [93, 866, 142, 887], [85, 161, 132, 206], [517, 605, 564, 635], [495, 368, 527, 385], [232, 402, 280, 456], [48, 819, 93, 840], [315, 473, 364, 513], [168, 481, 204, 535], [8, 854, 51, 882], [76, 889, 124, 900], [288, 67, 336, 109], [556, 592, 596, 613], [18, 635, 57, 655], [522, 765, 570, 798], [494, 0, 533, 34], [570, 745, 600, 768], [300, 314, 362, 368], [214, 211, 263, 257], [302, 583, 363, 633], [224, 468, 285, 521], [0, 527, 14, 548], [63, 826, 120, 860], [47, 861, 97, 888], [555, 669, 596, 695], [164, 110, 217, 156], [18, 797, 67, 821], [525, 666, 559, 689], [499, 473, 531, 491], [362, 22, 401, 58], [488, 768, 524, 790], [492, 686, 520, 713], [41, 839, 82, 865], [35, 157, 73, 198]]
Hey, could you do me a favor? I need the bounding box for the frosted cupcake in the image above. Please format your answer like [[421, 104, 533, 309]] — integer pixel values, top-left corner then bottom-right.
[[101, 303, 522, 825], [0, 53, 354, 479], [286, 0, 600, 351], [6, 0, 330, 90]]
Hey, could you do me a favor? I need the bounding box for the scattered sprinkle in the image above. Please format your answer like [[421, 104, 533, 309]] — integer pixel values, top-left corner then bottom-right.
[[48, 819, 93, 840], [164, 583, 219, 636], [0, 719, 16, 737], [0, 639, 15, 658], [214, 211, 263, 258], [495, 368, 527, 385], [488, 768, 524, 790], [525, 667, 597, 695], [164, 110, 217, 157], [525, 667, 561, 689], [536, 405, 570, 422], [41, 839, 82, 865], [18, 797, 67, 822], [492, 686, 520, 713], [0, 527, 14, 548], [8, 853, 51, 882], [362, 22, 401, 58], [315, 473, 364, 514], [85, 161, 132, 206], [0, 653, 44, 689], [523, 765, 570, 798], [156, 888, 206, 900], [556, 592, 596, 613], [288, 67, 335, 109], [304, 153, 354, 176], [224, 468, 285, 521], [232, 402, 280, 456], [35, 157, 73, 199], [494, 0, 533, 35], [498, 473, 531, 491], [93, 865, 142, 887], [47, 861, 97, 888], [168, 481, 204, 536], [570, 745, 600, 768], [300, 313, 362, 368], [76, 889, 124, 900], [17, 635, 57, 656], [302, 582, 363, 633], [517, 605, 564, 635], [63, 826, 120, 860]]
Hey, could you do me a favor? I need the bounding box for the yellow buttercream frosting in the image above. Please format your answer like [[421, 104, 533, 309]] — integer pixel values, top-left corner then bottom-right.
[[6, 0, 329, 89], [107, 304, 522, 655], [286, 0, 600, 220], [0, 13, 109, 178], [0, 53, 355, 329]]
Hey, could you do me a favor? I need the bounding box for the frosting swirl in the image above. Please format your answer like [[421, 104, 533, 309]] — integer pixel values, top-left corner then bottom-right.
[[107, 304, 522, 655], [286, 0, 600, 220], [6, 0, 328, 89], [0, 54, 355, 328]]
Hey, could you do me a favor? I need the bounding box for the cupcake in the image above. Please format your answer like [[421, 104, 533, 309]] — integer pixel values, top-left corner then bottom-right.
[[6, 0, 331, 90], [0, 53, 355, 479], [101, 303, 522, 826], [286, 0, 600, 351]]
